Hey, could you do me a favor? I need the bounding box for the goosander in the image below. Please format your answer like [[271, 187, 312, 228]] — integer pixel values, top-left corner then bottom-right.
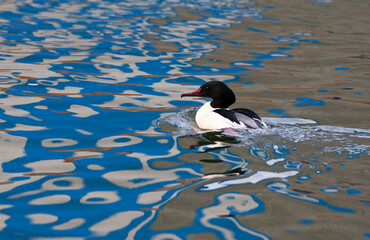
[[181, 81, 267, 130]]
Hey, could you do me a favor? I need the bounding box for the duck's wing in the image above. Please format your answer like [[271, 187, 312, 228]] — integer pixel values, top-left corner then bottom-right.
[[213, 109, 241, 124], [213, 108, 267, 129], [232, 108, 267, 129]]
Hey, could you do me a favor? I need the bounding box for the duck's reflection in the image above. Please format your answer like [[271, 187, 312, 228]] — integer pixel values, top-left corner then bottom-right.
[[178, 131, 241, 150]]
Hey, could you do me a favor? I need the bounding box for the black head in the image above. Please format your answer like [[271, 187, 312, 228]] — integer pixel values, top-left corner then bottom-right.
[[181, 81, 236, 108]]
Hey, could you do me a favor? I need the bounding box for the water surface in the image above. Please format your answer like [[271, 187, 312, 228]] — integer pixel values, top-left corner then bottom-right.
[[0, 0, 369, 239]]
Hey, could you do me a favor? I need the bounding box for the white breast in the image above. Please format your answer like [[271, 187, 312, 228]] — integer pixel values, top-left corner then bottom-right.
[[195, 102, 244, 130]]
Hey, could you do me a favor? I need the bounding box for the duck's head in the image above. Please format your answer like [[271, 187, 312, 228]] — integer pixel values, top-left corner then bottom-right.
[[181, 81, 236, 108]]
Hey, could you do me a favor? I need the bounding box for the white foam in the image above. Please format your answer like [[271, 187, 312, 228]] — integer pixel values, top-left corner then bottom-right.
[[262, 117, 317, 125], [157, 107, 199, 134], [157, 110, 370, 153], [317, 125, 370, 134]]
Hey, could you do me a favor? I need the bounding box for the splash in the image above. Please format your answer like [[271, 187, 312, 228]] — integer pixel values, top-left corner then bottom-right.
[[156, 107, 200, 134], [158, 109, 370, 154]]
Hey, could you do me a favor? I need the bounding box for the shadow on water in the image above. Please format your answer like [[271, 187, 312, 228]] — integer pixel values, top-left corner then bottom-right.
[[0, 0, 369, 240]]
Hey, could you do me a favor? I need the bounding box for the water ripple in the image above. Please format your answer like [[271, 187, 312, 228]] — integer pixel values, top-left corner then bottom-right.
[[0, 0, 369, 239]]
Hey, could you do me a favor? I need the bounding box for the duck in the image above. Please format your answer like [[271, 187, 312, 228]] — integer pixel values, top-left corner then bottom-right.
[[181, 81, 267, 130]]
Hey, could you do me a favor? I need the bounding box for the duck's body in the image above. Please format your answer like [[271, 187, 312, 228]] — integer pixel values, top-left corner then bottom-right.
[[182, 81, 267, 130], [195, 102, 266, 130]]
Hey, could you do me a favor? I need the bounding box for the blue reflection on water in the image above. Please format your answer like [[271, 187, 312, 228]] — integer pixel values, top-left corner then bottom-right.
[[294, 98, 326, 107]]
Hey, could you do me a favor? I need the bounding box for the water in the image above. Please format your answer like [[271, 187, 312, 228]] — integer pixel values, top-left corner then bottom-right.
[[0, 0, 369, 239]]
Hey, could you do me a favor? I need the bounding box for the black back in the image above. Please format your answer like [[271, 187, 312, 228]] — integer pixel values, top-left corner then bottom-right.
[[214, 109, 240, 124], [214, 108, 265, 129], [232, 108, 262, 120]]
